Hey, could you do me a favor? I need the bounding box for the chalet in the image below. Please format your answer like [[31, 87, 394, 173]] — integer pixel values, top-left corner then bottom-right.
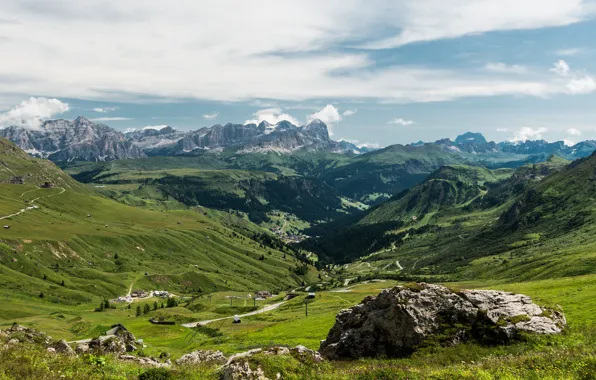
[[40, 181, 54, 188], [255, 290, 271, 298], [130, 290, 148, 298]]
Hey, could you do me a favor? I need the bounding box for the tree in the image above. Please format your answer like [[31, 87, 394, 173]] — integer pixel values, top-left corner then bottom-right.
[[114, 253, 119, 259], [60, 280, 65, 287], [104, 299, 110, 309], [160, 303, 164, 309], [39, 292, 44, 298], [143, 304, 150, 314], [136, 305, 142, 317], [259, 254, 265, 261], [99, 301, 105, 312], [153, 302, 158, 311], [43, 274, 47, 280], [166, 297, 177, 308]]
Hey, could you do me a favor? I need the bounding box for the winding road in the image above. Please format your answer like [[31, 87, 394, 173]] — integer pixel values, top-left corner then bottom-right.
[[182, 301, 286, 328]]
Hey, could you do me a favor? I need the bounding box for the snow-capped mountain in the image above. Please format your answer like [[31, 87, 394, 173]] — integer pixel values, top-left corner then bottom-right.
[[0, 117, 145, 161]]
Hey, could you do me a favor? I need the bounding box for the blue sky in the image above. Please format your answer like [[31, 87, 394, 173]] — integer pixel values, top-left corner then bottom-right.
[[1, 0, 596, 147]]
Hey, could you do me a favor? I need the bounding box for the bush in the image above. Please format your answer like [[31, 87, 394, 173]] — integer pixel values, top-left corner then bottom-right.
[[138, 367, 172, 380]]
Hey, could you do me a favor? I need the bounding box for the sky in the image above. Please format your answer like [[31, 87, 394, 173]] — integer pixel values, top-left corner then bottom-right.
[[1, 0, 596, 147]]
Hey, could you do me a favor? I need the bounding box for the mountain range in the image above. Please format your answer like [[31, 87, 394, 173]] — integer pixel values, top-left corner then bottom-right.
[[2, 117, 596, 163]]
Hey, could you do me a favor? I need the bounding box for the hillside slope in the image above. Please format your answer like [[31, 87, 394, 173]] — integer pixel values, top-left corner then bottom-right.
[[0, 140, 317, 314]]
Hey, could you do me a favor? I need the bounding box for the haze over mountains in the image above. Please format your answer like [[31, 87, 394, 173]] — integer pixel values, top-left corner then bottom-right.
[[1, 117, 595, 163]]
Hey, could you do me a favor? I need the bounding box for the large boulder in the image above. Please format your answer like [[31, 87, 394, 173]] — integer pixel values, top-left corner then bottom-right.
[[49, 340, 76, 356], [319, 283, 566, 360]]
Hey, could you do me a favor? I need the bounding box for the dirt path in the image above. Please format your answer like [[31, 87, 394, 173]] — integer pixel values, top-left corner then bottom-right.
[[1, 187, 65, 221], [182, 301, 286, 328]]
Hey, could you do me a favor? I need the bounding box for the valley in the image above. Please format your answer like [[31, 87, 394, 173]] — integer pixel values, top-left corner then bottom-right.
[[1, 122, 596, 379]]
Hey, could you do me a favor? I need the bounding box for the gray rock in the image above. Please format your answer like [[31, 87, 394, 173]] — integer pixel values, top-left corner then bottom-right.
[[220, 360, 268, 380], [89, 336, 126, 354], [118, 355, 170, 368], [8, 339, 19, 345], [319, 283, 566, 360], [75, 343, 89, 354], [50, 339, 76, 356], [176, 349, 227, 365]]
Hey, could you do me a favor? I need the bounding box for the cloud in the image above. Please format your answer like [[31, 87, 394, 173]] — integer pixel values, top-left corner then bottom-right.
[[485, 63, 528, 74], [342, 109, 356, 117], [0, 97, 69, 130], [361, 0, 595, 49], [555, 48, 586, 56], [566, 75, 596, 94], [389, 118, 415, 126], [92, 106, 118, 113], [496, 128, 512, 132], [143, 125, 169, 130], [307, 104, 343, 135], [510, 127, 548, 142], [308, 104, 342, 124], [90, 117, 132, 122], [203, 112, 219, 120], [0, 1, 589, 105], [245, 108, 299, 126], [551, 60, 570, 76], [564, 138, 576, 146], [567, 127, 581, 136]]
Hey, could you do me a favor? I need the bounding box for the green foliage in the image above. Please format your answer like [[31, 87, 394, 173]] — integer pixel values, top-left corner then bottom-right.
[[139, 368, 172, 380]]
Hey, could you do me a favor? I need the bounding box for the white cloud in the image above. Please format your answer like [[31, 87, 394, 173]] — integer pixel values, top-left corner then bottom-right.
[[90, 117, 132, 122], [308, 104, 342, 124], [566, 75, 596, 94], [563, 138, 576, 146], [0, 1, 590, 105], [485, 63, 528, 74], [143, 125, 169, 130], [496, 128, 512, 132], [389, 118, 415, 126], [342, 109, 356, 117], [551, 60, 570, 76], [510, 127, 548, 142], [567, 127, 581, 136], [555, 48, 586, 56], [244, 108, 300, 126], [361, 0, 595, 49], [203, 112, 219, 120], [0, 97, 69, 130], [307, 104, 343, 136], [92, 106, 118, 113]]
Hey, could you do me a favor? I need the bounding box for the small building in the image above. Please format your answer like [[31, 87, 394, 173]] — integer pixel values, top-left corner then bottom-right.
[[3, 225, 9, 229], [130, 290, 148, 298], [255, 290, 272, 298], [306, 292, 316, 299], [40, 182, 54, 188]]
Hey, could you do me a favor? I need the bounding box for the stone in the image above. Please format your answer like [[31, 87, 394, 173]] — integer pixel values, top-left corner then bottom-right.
[[176, 349, 227, 365], [118, 355, 170, 368], [221, 360, 268, 380], [75, 343, 89, 354], [50, 340, 76, 356], [7, 339, 19, 345], [89, 336, 126, 354], [319, 283, 566, 360], [47, 347, 56, 354]]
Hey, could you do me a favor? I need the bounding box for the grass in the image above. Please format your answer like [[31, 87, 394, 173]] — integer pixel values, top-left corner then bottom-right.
[[1, 276, 595, 379]]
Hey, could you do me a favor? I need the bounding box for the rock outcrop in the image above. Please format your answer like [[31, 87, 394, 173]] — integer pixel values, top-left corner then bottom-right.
[[118, 355, 171, 368], [319, 283, 566, 360], [219, 345, 323, 380], [176, 349, 227, 365]]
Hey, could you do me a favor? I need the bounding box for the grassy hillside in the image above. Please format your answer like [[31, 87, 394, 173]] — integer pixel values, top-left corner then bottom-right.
[[0, 139, 318, 317]]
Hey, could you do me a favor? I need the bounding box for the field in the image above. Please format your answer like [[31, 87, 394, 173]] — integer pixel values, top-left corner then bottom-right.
[[1, 276, 595, 379]]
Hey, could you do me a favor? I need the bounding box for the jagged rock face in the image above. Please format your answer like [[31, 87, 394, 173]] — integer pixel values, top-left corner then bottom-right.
[[0, 117, 145, 162], [134, 119, 361, 155], [319, 283, 565, 360]]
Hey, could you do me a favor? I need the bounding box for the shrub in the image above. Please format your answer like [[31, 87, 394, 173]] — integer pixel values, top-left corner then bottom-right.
[[138, 368, 172, 380]]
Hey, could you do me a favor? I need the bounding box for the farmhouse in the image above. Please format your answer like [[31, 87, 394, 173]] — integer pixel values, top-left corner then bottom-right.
[[255, 290, 272, 298]]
